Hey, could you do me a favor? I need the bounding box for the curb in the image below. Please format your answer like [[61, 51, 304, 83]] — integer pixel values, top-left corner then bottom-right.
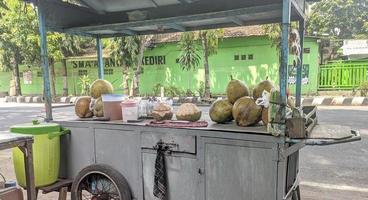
[[1, 96, 368, 106], [302, 97, 368, 106]]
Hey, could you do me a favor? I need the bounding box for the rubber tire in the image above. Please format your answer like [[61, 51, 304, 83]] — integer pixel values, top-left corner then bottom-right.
[[71, 164, 132, 200]]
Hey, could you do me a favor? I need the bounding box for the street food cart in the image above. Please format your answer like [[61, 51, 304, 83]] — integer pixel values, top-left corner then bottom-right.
[[25, 0, 360, 199]]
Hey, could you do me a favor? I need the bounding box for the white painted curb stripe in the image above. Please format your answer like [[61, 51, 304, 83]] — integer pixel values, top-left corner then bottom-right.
[[352, 97, 365, 105], [301, 181, 368, 193], [312, 97, 324, 105], [331, 97, 345, 105]]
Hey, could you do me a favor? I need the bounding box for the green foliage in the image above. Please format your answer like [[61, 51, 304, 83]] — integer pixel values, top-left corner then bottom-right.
[[78, 75, 91, 96], [0, 0, 39, 71], [153, 83, 184, 97], [197, 81, 205, 97], [178, 32, 201, 71], [360, 81, 368, 97], [307, 0, 368, 39], [199, 29, 224, 56]]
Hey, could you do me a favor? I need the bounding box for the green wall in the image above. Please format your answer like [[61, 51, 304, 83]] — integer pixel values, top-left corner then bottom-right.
[[0, 35, 319, 96]]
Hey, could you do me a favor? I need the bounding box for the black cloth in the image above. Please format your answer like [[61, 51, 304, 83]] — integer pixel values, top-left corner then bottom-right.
[[153, 143, 168, 200]]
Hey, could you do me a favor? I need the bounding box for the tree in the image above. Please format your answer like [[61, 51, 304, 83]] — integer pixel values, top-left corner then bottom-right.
[[178, 29, 223, 99], [199, 29, 224, 99], [307, 0, 368, 39], [0, 0, 39, 96], [109, 36, 133, 95], [178, 32, 201, 71], [109, 35, 154, 96], [177, 32, 201, 91]]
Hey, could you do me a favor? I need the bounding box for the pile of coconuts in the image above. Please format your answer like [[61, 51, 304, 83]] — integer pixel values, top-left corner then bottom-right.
[[75, 79, 114, 118], [209, 76, 275, 127]]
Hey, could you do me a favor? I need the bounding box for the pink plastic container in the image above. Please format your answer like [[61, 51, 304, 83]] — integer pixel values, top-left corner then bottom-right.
[[121, 100, 138, 122], [102, 94, 125, 120]]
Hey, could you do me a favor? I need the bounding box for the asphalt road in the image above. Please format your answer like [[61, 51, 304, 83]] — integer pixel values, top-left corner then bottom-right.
[[0, 103, 367, 200]]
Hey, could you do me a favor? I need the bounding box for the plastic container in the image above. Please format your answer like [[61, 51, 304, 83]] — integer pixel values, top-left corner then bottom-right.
[[11, 120, 69, 187], [102, 94, 125, 120], [121, 100, 138, 122]]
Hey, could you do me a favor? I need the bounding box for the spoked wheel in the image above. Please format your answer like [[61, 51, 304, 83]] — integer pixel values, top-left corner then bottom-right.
[[71, 164, 132, 200]]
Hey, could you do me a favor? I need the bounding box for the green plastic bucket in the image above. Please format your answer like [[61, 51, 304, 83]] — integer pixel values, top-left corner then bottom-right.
[[11, 120, 69, 188]]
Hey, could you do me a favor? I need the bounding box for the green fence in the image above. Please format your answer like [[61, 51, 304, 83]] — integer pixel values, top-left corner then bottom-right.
[[318, 61, 368, 90]]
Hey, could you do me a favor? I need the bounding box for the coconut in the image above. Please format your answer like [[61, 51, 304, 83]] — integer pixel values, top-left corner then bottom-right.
[[253, 80, 274, 101], [75, 96, 93, 118], [226, 77, 250, 104], [209, 99, 233, 123], [176, 103, 201, 122], [90, 79, 114, 99], [232, 96, 262, 127], [152, 103, 173, 121], [92, 97, 104, 117]]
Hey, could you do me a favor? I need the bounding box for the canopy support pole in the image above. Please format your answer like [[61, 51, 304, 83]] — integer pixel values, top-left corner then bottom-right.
[[38, 4, 53, 121], [280, 0, 291, 122], [96, 35, 104, 79], [296, 19, 305, 107]]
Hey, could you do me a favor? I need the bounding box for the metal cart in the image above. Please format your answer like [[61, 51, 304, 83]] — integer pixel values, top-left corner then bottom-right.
[[24, 0, 361, 199]]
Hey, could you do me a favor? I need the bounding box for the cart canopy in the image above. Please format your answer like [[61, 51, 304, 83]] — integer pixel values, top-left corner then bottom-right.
[[31, 0, 307, 36]]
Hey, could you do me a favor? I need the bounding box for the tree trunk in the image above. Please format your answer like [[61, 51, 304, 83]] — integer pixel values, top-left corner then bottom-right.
[[133, 35, 153, 96], [121, 58, 130, 95], [49, 58, 56, 98], [61, 58, 68, 96], [201, 33, 211, 99], [13, 49, 22, 96]]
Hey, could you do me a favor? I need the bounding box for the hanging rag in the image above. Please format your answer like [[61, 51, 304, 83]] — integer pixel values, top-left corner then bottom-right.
[[153, 143, 168, 200]]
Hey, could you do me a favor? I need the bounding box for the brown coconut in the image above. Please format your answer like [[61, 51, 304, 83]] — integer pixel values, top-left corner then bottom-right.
[[75, 96, 93, 118], [176, 103, 202, 122], [152, 103, 173, 121], [232, 96, 262, 127]]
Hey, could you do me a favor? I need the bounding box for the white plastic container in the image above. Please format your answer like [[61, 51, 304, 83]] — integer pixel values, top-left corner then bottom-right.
[[101, 94, 125, 120], [121, 100, 138, 122]]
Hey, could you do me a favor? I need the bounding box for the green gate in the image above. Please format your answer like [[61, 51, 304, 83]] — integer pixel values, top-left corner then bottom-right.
[[318, 60, 368, 90]]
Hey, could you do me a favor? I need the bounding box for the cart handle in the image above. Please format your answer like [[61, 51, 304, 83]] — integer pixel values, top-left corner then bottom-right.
[[287, 130, 361, 146]]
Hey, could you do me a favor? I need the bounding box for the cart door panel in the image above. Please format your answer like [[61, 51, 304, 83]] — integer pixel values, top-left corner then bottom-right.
[[95, 129, 142, 200], [60, 126, 95, 179], [142, 152, 199, 200], [202, 139, 277, 200]]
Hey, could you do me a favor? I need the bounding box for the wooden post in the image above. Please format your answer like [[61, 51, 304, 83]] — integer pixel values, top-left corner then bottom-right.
[[22, 141, 37, 200]]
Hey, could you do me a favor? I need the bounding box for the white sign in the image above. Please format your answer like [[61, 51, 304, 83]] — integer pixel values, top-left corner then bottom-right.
[[342, 40, 368, 56]]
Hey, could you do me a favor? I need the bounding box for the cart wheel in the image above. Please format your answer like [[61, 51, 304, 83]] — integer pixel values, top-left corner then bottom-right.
[[71, 164, 132, 200]]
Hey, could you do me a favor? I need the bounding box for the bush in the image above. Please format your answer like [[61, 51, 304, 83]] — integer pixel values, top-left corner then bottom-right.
[[360, 81, 368, 97], [79, 75, 91, 96], [197, 81, 205, 97]]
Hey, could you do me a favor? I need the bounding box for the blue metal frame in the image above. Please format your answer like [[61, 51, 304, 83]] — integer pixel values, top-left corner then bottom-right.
[[296, 19, 305, 107], [280, 0, 291, 123], [37, 4, 53, 121], [96, 35, 104, 79]]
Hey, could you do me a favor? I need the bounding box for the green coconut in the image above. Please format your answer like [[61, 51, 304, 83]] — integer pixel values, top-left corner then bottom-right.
[[92, 97, 104, 117], [176, 103, 202, 122], [226, 77, 250, 104], [209, 99, 233, 123], [232, 96, 262, 127], [90, 79, 114, 99], [75, 96, 93, 118], [252, 80, 274, 100]]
